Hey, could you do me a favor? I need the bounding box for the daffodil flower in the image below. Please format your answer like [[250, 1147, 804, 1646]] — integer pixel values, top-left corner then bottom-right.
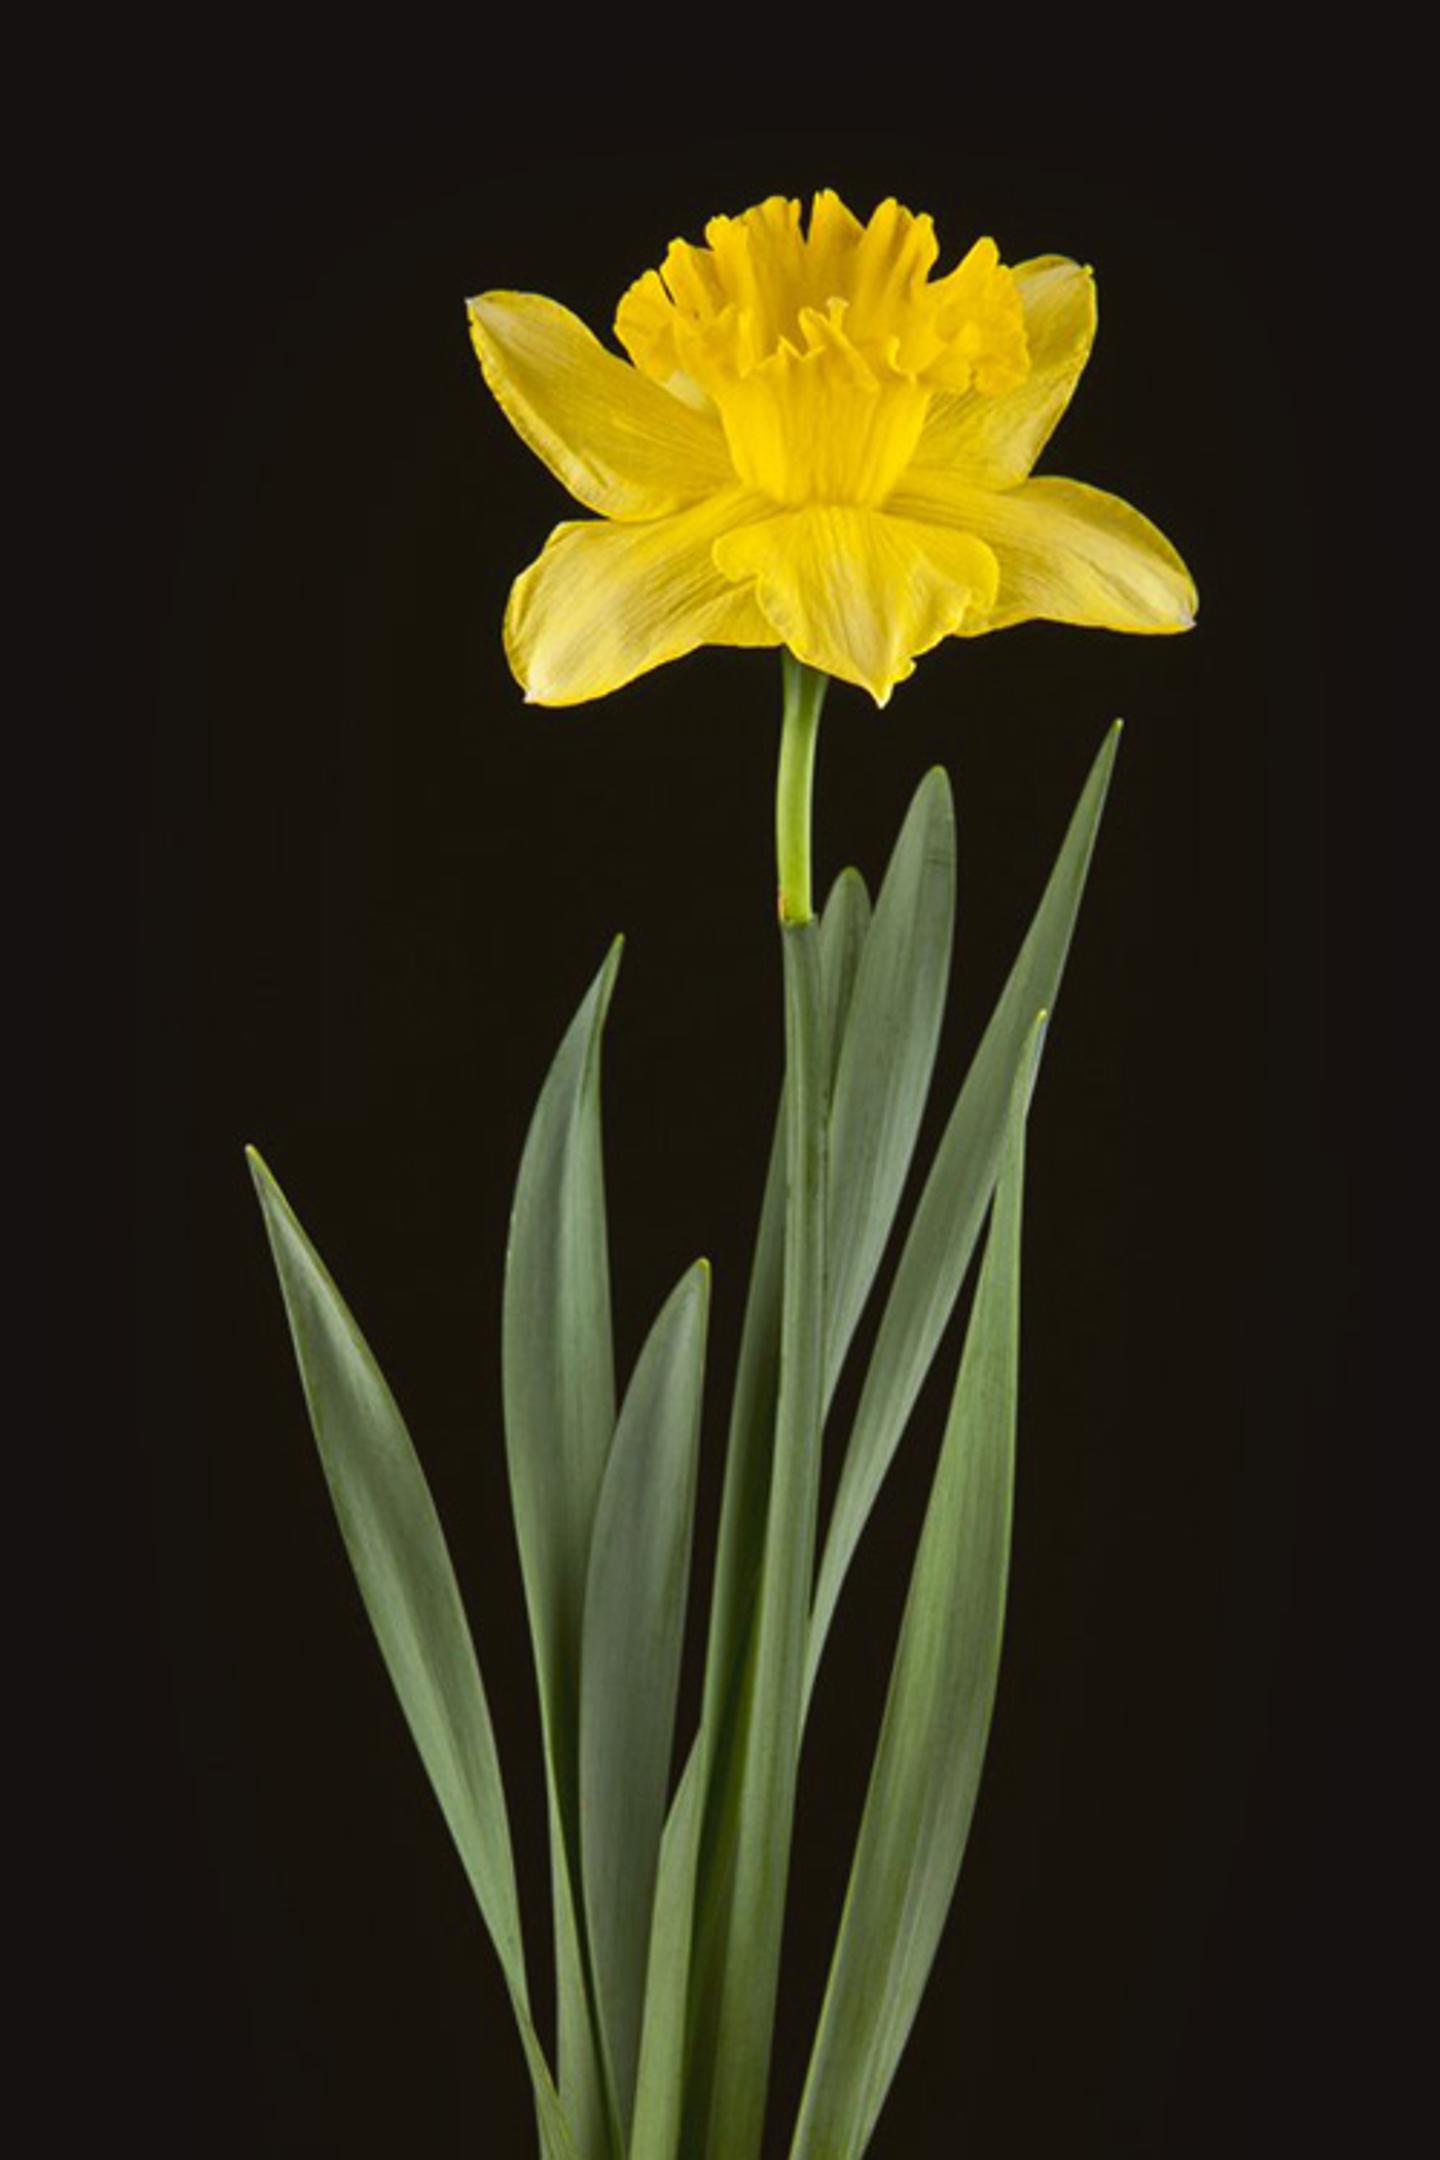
[[468, 190, 1196, 708]]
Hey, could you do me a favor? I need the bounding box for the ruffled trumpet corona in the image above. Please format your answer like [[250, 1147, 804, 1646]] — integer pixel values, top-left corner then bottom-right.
[[468, 190, 1196, 707]]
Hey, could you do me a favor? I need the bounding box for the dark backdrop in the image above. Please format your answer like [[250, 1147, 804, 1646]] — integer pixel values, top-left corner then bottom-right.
[[73, 123, 1366, 2156]]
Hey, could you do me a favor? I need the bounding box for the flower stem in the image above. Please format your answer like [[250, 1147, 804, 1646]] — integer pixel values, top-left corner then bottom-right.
[[775, 653, 828, 925]]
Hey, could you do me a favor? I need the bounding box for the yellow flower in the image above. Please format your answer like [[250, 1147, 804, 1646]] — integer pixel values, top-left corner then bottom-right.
[[468, 191, 1196, 708]]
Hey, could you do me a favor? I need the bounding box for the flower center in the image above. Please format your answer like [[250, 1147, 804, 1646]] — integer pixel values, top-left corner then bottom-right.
[[615, 191, 1030, 509]]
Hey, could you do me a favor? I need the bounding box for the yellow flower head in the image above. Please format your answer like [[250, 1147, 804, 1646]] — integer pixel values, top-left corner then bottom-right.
[[469, 191, 1196, 707]]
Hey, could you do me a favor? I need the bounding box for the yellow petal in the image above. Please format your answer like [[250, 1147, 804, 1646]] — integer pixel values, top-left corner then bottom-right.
[[908, 257, 1096, 486], [713, 505, 999, 706], [506, 489, 779, 706], [889, 470, 1197, 634], [468, 292, 734, 521], [920, 237, 1030, 395]]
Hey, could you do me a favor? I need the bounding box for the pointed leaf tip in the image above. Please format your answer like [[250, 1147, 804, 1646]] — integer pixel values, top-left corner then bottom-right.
[[246, 1145, 285, 1209], [918, 764, 955, 816]]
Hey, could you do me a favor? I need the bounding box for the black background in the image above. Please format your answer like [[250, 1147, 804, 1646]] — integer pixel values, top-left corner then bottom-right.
[[66, 117, 1374, 2157]]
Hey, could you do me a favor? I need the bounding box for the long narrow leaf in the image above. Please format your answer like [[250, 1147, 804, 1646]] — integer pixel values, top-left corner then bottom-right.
[[824, 769, 954, 1404], [681, 877, 866, 2154], [247, 1150, 576, 2160], [789, 1016, 1043, 2160], [544, 1768, 609, 2157], [818, 865, 872, 1067], [580, 1260, 709, 2140], [699, 869, 870, 1770], [691, 920, 828, 2160], [806, 723, 1120, 1703], [628, 1745, 706, 2160], [503, 940, 623, 2157]]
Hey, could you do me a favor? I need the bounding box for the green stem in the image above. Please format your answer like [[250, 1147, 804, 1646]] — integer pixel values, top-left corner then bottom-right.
[[775, 653, 828, 925]]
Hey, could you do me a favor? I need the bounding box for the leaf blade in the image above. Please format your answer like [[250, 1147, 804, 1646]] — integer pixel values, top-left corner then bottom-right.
[[678, 870, 871, 2155], [824, 769, 954, 1404], [580, 1260, 709, 2140], [628, 1746, 706, 2160], [503, 938, 621, 1747], [807, 723, 1120, 1704], [503, 939, 624, 2156], [247, 1149, 576, 2159], [690, 920, 828, 2160], [789, 1017, 1042, 2160], [699, 868, 871, 1778]]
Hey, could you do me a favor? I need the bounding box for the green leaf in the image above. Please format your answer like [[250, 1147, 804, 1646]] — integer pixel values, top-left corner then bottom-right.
[[699, 869, 870, 1771], [680, 874, 866, 2155], [789, 1015, 1043, 2160], [544, 1773, 608, 2158], [580, 1260, 709, 2141], [806, 722, 1120, 1704], [690, 920, 828, 2160], [825, 769, 954, 1405], [504, 937, 621, 1749], [818, 865, 873, 1068], [628, 1745, 706, 2160], [247, 1149, 576, 2160], [503, 940, 623, 2157]]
